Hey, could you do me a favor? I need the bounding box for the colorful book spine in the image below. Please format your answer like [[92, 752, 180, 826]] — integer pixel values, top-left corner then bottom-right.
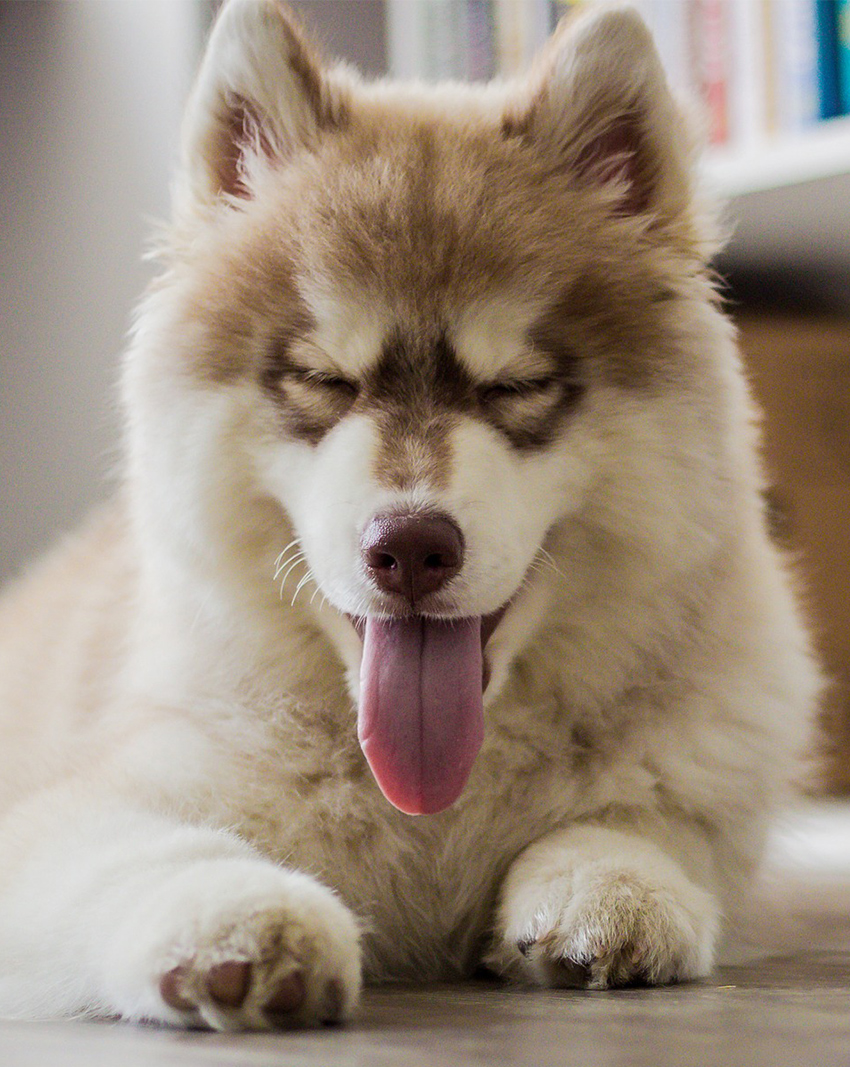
[[633, 0, 692, 98], [815, 0, 841, 118], [772, 0, 820, 131], [493, 0, 524, 76], [421, 0, 458, 81], [761, 0, 779, 135], [838, 0, 850, 112], [691, 0, 731, 146], [386, 0, 495, 82], [494, 0, 554, 75], [464, 0, 496, 81], [728, 0, 768, 149], [385, 0, 430, 79], [385, 0, 850, 131]]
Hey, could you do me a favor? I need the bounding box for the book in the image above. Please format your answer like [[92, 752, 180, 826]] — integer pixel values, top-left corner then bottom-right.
[[815, 0, 841, 119], [494, 0, 553, 75], [386, 0, 490, 81], [727, 0, 769, 149], [385, 0, 430, 79], [464, 0, 497, 81], [630, 0, 693, 98], [691, 0, 731, 145], [385, 0, 848, 134], [772, 0, 820, 131], [838, 0, 850, 112]]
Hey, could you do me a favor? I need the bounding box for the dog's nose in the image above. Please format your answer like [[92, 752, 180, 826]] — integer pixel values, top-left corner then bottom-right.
[[361, 512, 464, 603]]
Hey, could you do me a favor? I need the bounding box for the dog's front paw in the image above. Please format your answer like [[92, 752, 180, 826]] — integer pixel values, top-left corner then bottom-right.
[[488, 827, 719, 989], [103, 859, 361, 1031], [509, 868, 716, 989]]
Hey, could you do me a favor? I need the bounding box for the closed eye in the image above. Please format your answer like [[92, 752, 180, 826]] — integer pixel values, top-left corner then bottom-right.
[[290, 368, 359, 398], [478, 377, 557, 403]]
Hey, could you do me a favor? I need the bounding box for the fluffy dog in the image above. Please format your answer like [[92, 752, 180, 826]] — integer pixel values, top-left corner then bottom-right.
[[0, 0, 819, 1031]]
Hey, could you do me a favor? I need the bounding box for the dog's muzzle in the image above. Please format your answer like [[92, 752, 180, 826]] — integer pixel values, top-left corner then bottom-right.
[[354, 510, 497, 817]]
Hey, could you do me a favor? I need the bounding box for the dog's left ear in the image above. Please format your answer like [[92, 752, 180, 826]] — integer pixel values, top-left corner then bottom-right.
[[179, 0, 346, 206], [505, 6, 693, 223]]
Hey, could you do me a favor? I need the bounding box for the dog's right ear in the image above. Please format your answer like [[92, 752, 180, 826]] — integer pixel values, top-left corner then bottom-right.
[[179, 0, 346, 206], [504, 7, 693, 227]]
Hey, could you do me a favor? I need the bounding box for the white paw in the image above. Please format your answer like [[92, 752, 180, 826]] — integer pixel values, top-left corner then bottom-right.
[[102, 859, 362, 1031], [488, 829, 719, 989]]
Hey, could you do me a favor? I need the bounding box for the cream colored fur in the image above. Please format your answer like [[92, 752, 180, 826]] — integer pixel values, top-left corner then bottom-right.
[[0, 0, 820, 1031]]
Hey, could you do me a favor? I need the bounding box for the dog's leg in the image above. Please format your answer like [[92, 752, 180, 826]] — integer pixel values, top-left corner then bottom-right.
[[0, 790, 361, 1030], [486, 821, 720, 988]]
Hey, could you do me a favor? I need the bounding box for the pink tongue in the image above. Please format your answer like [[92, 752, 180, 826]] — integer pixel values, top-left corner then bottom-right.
[[358, 616, 484, 816]]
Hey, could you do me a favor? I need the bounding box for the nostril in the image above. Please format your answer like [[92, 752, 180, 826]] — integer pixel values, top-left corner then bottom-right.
[[371, 551, 398, 571]]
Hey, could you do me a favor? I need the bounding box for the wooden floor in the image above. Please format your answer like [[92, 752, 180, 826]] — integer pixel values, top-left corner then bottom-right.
[[3, 804, 850, 1067]]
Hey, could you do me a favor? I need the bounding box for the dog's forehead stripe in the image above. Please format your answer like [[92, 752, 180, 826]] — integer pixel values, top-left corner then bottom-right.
[[368, 331, 475, 404], [365, 331, 470, 491]]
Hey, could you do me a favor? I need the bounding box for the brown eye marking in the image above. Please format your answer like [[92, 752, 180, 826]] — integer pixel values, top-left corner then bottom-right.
[[476, 368, 585, 452], [261, 315, 313, 387], [275, 367, 359, 443], [262, 332, 360, 445]]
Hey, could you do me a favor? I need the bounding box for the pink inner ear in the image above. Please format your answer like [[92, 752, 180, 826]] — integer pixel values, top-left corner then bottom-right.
[[216, 97, 274, 199], [573, 113, 652, 216]]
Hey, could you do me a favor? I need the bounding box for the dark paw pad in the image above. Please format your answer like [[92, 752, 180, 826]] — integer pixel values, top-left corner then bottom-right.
[[160, 966, 194, 1012], [207, 960, 252, 1008], [264, 970, 306, 1026]]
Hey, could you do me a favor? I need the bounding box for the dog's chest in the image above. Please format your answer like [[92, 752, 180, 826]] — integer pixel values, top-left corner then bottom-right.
[[221, 696, 580, 979], [289, 791, 527, 980]]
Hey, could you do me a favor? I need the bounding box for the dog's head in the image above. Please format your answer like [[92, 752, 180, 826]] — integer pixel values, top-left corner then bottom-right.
[[126, 1, 734, 814]]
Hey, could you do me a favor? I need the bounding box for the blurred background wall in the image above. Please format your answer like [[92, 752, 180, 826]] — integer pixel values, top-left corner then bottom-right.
[[0, 0, 201, 583], [0, 0, 384, 586]]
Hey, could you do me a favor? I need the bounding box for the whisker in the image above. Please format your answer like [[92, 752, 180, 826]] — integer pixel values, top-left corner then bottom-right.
[[308, 584, 328, 609], [277, 555, 307, 601], [273, 538, 301, 572], [277, 553, 305, 585], [274, 550, 304, 581], [290, 571, 315, 608], [282, 558, 305, 584], [535, 546, 567, 582]]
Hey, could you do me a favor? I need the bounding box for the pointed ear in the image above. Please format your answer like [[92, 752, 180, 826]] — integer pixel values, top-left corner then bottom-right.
[[504, 6, 693, 222], [180, 0, 347, 205]]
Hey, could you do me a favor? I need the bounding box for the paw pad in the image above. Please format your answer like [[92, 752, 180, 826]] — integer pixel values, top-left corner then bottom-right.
[[264, 970, 306, 1024]]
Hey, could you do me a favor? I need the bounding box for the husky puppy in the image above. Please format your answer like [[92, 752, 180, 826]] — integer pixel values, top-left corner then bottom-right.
[[0, 0, 819, 1032]]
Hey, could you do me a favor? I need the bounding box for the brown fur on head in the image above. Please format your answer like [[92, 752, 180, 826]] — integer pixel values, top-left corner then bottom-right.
[[160, 0, 717, 394], [127, 0, 729, 643]]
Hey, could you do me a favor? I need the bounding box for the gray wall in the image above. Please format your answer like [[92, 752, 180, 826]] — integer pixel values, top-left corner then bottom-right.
[[0, 0, 386, 587], [0, 1, 199, 584]]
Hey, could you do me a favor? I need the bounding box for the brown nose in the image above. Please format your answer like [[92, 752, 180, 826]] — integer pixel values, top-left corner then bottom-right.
[[361, 512, 464, 604]]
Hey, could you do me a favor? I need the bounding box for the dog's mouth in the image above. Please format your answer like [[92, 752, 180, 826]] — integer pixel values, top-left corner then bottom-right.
[[349, 605, 508, 817]]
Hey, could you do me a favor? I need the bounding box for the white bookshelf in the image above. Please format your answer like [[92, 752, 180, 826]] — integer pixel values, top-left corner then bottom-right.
[[706, 116, 850, 197], [703, 119, 850, 272]]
